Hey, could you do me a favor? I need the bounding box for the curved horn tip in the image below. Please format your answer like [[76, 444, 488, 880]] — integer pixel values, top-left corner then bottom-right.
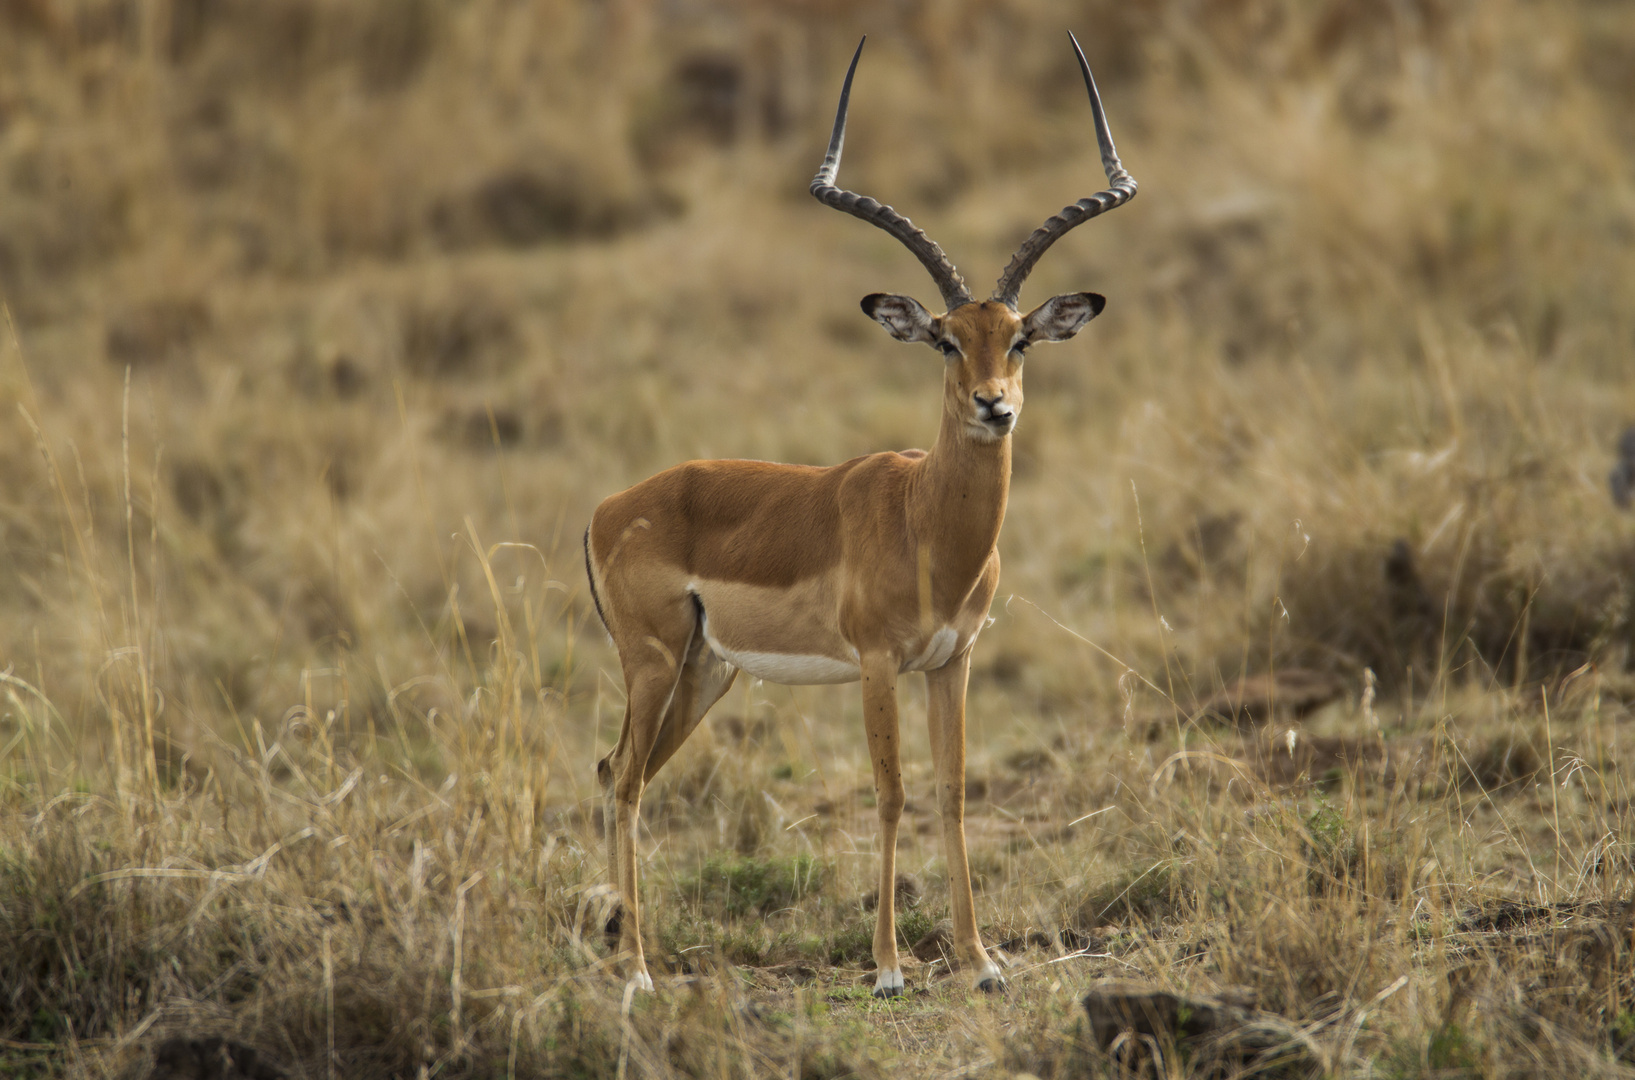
[[843, 37, 869, 92], [812, 37, 869, 193], [1067, 31, 1099, 97]]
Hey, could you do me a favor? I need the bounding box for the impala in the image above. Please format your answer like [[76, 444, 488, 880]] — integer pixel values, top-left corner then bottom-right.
[[585, 34, 1136, 997]]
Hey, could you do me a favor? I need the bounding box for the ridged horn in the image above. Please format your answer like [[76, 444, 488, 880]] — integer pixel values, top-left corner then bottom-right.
[[811, 38, 975, 312], [991, 32, 1137, 309]]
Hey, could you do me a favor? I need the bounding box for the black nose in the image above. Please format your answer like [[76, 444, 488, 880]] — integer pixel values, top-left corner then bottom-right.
[[973, 390, 1013, 428]]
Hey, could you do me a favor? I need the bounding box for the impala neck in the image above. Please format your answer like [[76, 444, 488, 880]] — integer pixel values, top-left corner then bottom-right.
[[912, 407, 1012, 599]]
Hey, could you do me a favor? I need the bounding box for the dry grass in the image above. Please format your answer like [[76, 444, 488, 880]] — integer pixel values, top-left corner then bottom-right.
[[4, 0, 1635, 1076]]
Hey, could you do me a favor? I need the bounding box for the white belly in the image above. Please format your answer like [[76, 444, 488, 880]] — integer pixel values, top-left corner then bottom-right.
[[710, 644, 862, 685], [703, 625, 967, 685], [692, 576, 861, 685], [688, 575, 972, 685]]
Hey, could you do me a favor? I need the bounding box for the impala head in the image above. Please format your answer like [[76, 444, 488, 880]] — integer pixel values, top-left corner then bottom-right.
[[812, 34, 1135, 443], [859, 294, 1104, 440]]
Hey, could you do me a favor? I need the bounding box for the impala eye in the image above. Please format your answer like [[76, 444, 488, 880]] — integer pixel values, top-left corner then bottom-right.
[[1011, 341, 1029, 357], [938, 340, 961, 358]]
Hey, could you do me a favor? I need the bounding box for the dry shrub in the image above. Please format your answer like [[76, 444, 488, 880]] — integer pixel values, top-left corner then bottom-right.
[[397, 290, 517, 380]]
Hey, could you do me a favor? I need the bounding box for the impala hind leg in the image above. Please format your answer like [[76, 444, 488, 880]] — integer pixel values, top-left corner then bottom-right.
[[926, 650, 1004, 992], [598, 618, 695, 990], [643, 628, 738, 783], [860, 653, 907, 997], [601, 616, 734, 892]]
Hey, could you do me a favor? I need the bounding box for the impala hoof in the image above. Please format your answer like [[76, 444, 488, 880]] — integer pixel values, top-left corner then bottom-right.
[[872, 968, 905, 998], [974, 960, 1006, 994]]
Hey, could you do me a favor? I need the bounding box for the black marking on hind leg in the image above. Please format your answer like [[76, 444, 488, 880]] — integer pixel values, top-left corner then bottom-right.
[[690, 590, 706, 636], [584, 526, 610, 633]]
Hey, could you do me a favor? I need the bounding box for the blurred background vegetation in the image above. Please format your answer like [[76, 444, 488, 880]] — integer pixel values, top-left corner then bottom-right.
[[6, 0, 1635, 763]]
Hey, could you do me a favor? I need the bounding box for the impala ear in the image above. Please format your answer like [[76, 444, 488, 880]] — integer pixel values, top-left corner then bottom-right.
[[861, 293, 937, 344], [1022, 292, 1106, 343]]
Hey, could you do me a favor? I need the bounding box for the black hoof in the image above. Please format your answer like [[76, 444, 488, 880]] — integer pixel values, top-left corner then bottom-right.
[[871, 984, 904, 999], [975, 976, 1005, 994]]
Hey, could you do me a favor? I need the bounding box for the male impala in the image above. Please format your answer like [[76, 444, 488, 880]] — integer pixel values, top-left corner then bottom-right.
[[585, 34, 1136, 997]]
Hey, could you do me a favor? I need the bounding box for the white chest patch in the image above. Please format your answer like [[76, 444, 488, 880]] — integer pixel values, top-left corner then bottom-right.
[[902, 627, 961, 673]]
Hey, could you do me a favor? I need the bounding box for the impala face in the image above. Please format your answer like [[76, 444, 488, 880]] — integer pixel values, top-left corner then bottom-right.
[[862, 294, 1107, 442]]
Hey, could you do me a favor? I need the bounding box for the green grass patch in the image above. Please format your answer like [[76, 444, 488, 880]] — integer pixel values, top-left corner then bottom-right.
[[1074, 859, 1190, 928], [675, 852, 828, 921]]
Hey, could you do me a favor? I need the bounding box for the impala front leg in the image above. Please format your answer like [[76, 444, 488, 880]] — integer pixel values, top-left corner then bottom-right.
[[926, 649, 1004, 992], [860, 653, 907, 997]]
